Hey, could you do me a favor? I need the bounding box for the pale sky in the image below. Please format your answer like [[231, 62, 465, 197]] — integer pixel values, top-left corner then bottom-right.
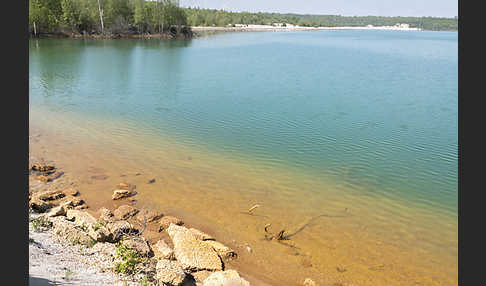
[[180, 0, 458, 18]]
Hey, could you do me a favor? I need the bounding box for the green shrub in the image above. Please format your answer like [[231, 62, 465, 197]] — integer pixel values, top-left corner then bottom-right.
[[31, 216, 52, 232], [86, 239, 97, 248], [93, 221, 104, 231], [114, 244, 141, 274]]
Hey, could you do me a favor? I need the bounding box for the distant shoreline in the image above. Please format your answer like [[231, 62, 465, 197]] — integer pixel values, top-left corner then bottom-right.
[[192, 24, 423, 32]]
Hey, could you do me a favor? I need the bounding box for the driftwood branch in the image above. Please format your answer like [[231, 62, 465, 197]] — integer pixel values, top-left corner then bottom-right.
[[248, 204, 260, 213], [262, 209, 351, 242]]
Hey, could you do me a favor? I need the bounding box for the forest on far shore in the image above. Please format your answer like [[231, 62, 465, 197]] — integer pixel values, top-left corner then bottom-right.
[[28, 0, 458, 37], [184, 8, 458, 31]]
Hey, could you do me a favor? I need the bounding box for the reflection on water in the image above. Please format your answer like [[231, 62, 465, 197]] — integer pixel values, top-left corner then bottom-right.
[[29, 31, 457, 286]]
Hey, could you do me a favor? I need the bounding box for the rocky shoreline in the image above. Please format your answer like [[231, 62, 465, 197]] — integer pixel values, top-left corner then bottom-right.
[[28, 159, 320, 286]]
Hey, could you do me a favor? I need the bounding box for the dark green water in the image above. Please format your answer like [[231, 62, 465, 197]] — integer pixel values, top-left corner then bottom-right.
[[29, 30, 457, 216]]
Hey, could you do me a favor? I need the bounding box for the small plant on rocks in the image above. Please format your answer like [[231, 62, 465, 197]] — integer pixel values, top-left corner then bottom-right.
[[64, 268, 74, 280], [114, 244, 141, 274], [93, 221, 104, 231], [140, 276, 149, 286], [87, 239, 97, 248], [30, 216, 52, 232], [80, 223, 88, 232]]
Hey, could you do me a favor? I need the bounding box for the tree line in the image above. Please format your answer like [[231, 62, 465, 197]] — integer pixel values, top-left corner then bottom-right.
[[29, 0, 190, 36], [28, 1, 458, 36], [184, 8, 458, 31]]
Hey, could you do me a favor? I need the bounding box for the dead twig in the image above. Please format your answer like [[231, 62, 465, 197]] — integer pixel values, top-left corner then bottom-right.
[[247, 204, 260, 214]]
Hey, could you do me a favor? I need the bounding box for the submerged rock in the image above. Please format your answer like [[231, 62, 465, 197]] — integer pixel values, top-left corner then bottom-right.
[[302, 278, 317, 286], [116, 182, 136, 190], [91, 174, 109, 180], [64, 187, 79, 196], [202, 270, 250, 286], [34, 189, 66, 201], [167, 224, 222, 271], [112, 189, 134, 200], [155, 259, 187, 286], [113, 205, 139, 220], [30, 163, 55, 173], [39, 171, 64, 182], [159, 216, 184, 231], [136, 209, 163, 223]]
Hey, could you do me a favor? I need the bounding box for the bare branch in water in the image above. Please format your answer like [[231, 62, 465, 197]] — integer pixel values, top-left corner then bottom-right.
[[263, 209, 351, 241], [248, 204, 260, 214], [284, 212, 350, 239], [264, 223, 272, 233]]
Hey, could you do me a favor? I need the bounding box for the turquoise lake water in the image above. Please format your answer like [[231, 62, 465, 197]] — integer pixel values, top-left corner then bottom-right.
[[29, 30, 458, 216]]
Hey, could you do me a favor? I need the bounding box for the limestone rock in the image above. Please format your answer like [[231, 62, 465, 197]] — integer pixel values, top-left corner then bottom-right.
[[34, 189, 66, 201], [159, 216, 184, 231], [51, 217, 94, 246], [30, 164, 55, 173], [204, 240, 237, 260], [47, 205, 66, 217], [70, 197, 85, 207], [189, 228, 214, 241], [60, 200, 74, 210], [192, 271, 212, 283], [167, 224, 222, 271], [64, 187, 79, 196], [114, 205, 139, 220], [202, 270, 250, 286], [121, 236, 152, 257], [37, 171, 64, 182], [106, 220, 135, 241], [153, 239, 175, 260], [88, 225, 111, 242], [155, 259, 187, 286], [136, 209, 163, 223], [98, 207, 115, 223], [29, 198, 51, 213], [66, 210, 97, 227], [112, 189, 134, 200], [36, 175, 50, 183], [65, 210, 110, 241], [85, 242, 117, 257]]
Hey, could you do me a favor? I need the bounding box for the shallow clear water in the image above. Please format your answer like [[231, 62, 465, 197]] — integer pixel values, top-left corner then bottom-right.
[[29, 30, 457, 285]]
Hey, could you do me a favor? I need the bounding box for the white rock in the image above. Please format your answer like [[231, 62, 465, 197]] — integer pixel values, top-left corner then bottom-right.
[[203, 270, 250, 286], [153, 239, 175, 260], [204, 240, 237, 260], [155, 259, 187, 286], [167, 224, 222, 271]]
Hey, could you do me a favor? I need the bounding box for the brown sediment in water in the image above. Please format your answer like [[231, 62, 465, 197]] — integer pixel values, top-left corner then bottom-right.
[[29, 110, 458, 286]]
